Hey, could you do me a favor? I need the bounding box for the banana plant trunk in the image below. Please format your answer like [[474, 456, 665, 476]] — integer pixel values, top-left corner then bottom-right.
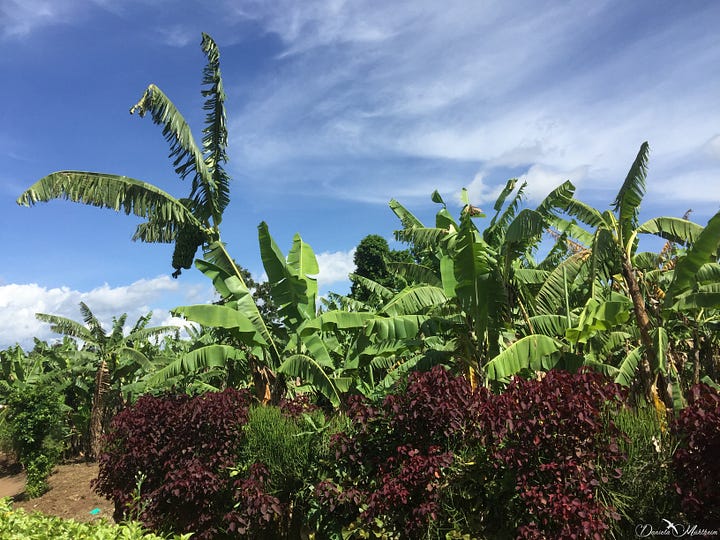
[[621, 256, 673, 408], [90, 359, 110, 459]]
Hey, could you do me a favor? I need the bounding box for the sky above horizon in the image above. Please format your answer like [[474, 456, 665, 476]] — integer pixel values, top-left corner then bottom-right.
[[1, 0, 719, 349]]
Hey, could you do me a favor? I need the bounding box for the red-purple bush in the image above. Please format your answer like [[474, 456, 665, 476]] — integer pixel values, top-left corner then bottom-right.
[[670, 383, 720, 527], [315, 367, 627, 539], [313, 366, 485, 537], [473, 370, 627, 539], [94, 388, 254, 539]]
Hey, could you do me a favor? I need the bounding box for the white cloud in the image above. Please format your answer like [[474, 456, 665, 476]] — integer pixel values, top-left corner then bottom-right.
[[518, 164, 590, 204], [156, 24, 195, 47], [0, 276, 211, 350], [466, 172, 505, 206], [315, 249, 355, 292], [224, 1, 720, 209]]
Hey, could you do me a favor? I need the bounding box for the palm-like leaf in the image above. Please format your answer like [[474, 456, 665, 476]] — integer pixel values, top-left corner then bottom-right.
[[612, 141, 649, 248], [17, 172, 198, 233], [389, 198, 425, 229], [277, 354, 343, 407], [484, 335, 562, 382], [637, 216, 704, 246], [35, 313, 95, 344], [664, 210, 720, 309], [199, 33, 230, 224], [380, 285, 448, 316]]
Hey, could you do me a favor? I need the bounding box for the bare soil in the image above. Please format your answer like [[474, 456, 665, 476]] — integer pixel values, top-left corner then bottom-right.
[[0, 454, 115, 523]]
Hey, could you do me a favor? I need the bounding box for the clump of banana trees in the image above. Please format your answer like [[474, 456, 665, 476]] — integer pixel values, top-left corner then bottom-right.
[[379, 143, 720, 410]]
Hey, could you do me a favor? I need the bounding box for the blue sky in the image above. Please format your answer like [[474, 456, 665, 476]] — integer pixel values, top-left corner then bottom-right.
[[1, 0, 719, 348]]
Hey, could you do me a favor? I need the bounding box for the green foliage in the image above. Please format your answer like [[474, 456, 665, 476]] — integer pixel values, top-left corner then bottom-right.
[[607, 405, 680, 534], [350, 234, 411, 303], [4, 384, 66, 498], [0, 497, 191, 539], [241, 406, 312, 493]]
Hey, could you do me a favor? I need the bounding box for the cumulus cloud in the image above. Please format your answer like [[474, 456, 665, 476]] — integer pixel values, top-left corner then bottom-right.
[[0, 276, 213, 349], [315, 249, 355, 293]]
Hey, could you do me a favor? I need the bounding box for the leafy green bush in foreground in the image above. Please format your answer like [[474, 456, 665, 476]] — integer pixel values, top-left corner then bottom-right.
[[0, 497, 191, 540]]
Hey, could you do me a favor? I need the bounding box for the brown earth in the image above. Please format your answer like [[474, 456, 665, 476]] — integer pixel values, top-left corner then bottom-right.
[[0, 454, 115, 523]]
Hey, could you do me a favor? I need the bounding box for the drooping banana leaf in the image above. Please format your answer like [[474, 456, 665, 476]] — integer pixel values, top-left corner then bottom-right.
[[614, 346, 643, 387], [380, 285, 448, 316], [664, 210, 720, 308], [278, 354, 344, 407], [636, 216, 704, 246], [484, 335, 562, 382]]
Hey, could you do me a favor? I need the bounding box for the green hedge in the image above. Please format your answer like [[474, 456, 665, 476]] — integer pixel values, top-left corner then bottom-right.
[[0, 498, 191, 540]]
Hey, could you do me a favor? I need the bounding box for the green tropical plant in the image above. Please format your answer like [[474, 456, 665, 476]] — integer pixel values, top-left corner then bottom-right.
[[550, 142, 717, 406], [35, 302, 172, 458], [161, 222, 375, 406], [386, 182, 575, 385], [17, 33, 242, 283]]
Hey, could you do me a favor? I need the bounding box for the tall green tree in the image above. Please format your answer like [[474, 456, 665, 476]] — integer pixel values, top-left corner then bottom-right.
[[17, 33, 241, 281], [350, 234, 411, 303]]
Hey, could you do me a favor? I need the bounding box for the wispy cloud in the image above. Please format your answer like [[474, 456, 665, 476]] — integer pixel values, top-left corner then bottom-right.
[[0, 0, 79, 38], [226, 1, 720, 209]]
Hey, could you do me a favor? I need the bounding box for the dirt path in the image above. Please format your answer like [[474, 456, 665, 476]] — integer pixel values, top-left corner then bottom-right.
[[1, 456, 115, 523]]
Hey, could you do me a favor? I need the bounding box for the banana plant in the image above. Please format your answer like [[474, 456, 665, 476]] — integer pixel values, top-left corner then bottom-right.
[[550, 142, 712, 407], [17, 33, 246, 286], [166, 222, 374, 407], [388, 182, 575, 385], [35, 303, 174, 458]]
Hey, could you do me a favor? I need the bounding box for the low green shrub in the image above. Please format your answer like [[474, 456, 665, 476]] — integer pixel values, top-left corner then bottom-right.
[[4, 384, 66, 498], [608, 404, 680, 535], [0, 497, 191, 539], [230, 403, 338, 537]]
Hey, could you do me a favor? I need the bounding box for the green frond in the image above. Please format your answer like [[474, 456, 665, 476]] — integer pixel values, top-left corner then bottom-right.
[[612, 141, 650, 247], [394, 226, 451, 250], [130, 83, 219, 225], [35, 313, 94, 344], [664, 210, 720, 309], [484, 335, 562, 382], [637, 216, 704, 246], [535, 180, 575, 219], [490, 178, 519, 218], [79, 302, 106, 341], [278, 354, 342, 407], [565, 199, 607, 230], [390, 261, 441, 286], [614, 346, 643, 386], [17, 171, 198, 227], [484, 180, 526, 246], [148, 344, 246, 385], [535, 251, 589, 314], [380, 285, 448, 316], [547, 216, 595, 248], [200, 33, 230, 223], [349, 274, 395, 302], [389, 198, 425, 229]]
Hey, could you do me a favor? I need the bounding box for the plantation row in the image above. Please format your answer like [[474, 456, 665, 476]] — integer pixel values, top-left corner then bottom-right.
[[2, 33, 719, 538]]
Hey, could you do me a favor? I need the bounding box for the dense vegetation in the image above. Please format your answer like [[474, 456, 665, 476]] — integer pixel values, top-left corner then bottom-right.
[[2, 33, 719, 538]]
